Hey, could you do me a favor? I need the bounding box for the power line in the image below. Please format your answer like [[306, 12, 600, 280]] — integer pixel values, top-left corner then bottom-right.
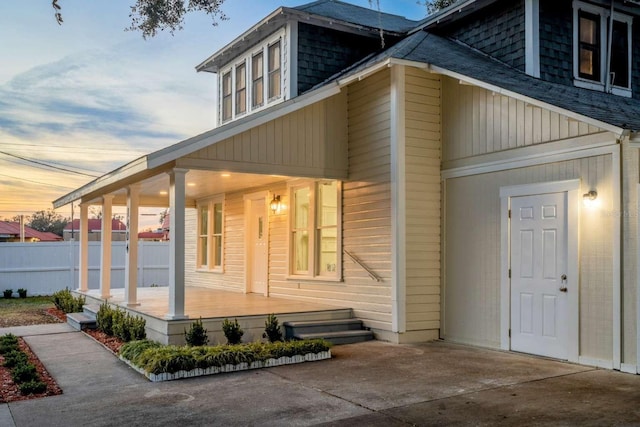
[[0, 172, 76, 190], [0, 150, 100, 177], [0, 141, 147, 155]]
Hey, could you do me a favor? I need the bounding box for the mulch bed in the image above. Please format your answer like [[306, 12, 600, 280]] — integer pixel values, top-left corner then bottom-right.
[[84, 329, 124, 354], [0, 338, 63, 403], [45, 307, 67, 322]]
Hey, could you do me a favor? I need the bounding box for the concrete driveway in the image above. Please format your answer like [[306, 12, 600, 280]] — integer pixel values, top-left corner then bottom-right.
[[1, 324, 640, 426]]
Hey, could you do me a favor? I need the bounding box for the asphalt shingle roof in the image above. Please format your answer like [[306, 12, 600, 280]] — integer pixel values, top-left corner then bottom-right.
[[293, 0, 419, 33], [334, 31, 640, 132]]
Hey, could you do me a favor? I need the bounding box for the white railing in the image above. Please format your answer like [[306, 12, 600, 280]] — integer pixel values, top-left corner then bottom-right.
[[0, 241, 169, 295]]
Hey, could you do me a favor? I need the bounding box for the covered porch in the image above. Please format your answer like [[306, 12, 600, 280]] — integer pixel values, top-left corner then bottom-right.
[[79, 286, 353, 345]]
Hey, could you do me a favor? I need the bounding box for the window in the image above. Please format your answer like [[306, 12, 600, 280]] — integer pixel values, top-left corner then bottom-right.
[[573, 1, 632, 96], [197, 199, 223, 271], [578, 11, 600, 81], [222, 71, 232, 121], [290, 180, 340, 279], [268, 41, 281, 100], [218, 33, 284, 124], [235, 62, 246, 115], [252, 52, 264, 108]]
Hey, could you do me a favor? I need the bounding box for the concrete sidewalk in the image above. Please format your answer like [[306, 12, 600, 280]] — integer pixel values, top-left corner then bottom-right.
[[2, 324, 640, 426]]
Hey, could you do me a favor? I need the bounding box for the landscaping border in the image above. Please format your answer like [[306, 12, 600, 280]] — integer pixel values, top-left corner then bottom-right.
[[120, 350, 332, 382]]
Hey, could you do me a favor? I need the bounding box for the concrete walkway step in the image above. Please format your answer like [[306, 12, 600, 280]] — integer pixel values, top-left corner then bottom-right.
[[294, 330, 374, 345], [67, 312, 97, 331], [284, 319, 364, 336], [83, 304, 100, 317]]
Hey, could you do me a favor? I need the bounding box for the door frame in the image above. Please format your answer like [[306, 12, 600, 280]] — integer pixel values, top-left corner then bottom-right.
[[500, 179, 580, 363], [243, 190, 270, 296]]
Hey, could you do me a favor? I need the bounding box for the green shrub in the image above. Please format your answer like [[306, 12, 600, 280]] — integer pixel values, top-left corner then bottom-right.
[[11, 363, 38, 383], [184, 318, 209, 346], [222, 318, 243, 345], [3, 289, 13, 299], [120, 338, 332, 375], [17, 288, 27, 298], [100, 305, 146, 342], [19, 380, 47, 395], [262, 313, 283, 343], [51, 289, 85, 313], [0, 334, 19, 355], [96, 302, 114, 336], [3, 350, 28, 368]]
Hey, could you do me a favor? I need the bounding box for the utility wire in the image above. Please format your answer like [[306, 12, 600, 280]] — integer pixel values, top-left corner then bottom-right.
[[0, 172, 76, 190], [0, 150, 100, 177]]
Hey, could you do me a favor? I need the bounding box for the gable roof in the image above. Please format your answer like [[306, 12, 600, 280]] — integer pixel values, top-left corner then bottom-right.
[[331, 31, 640, 133], [64, 218, 127, 232], [0, 221, 63, 242], [293, 0, 419, 33]]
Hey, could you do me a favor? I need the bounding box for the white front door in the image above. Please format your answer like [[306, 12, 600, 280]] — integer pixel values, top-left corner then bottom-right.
[[248, 198, 268, 295], [510, 192, 568, 359]]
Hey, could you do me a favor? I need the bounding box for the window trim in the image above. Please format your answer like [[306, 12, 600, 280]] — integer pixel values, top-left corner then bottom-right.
[[221, 71, 232, 122], [196, 196, 224, 273], [572, 0, 632, 97], [287, 179, 342, 281], [235, 60, 247, 116], [218, 29, 285, 124], [268, 40, 282, 101]]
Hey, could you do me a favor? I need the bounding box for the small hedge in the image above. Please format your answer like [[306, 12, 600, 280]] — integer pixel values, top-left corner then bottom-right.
[[0, 333, 47, 396], [52, 289, 85, 313], [120, 339, 332, 375], [96, 303, 146, 342]]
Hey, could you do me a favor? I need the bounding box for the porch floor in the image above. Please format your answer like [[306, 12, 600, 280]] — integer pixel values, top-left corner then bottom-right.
[[82, 286, 349, 320]]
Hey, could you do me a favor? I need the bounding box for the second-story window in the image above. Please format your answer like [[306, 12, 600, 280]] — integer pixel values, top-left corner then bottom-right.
[[578, 11, 600, 81], [235, 62, 246, 115], [268, 41, 281, 100], [222, 71, 232, 122], [252, 52, 264, 108], [573, 1, 632, 96]]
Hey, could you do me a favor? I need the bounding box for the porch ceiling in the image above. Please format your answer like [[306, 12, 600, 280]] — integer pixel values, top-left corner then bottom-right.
[[85, 170, 288, 207]]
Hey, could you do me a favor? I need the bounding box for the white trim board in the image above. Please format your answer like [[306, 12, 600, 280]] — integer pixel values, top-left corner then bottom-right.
[[443, 135, 617, 179], [525, 0, 540, 78]]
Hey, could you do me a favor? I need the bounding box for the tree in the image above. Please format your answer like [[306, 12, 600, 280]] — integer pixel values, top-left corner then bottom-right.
[[18, 210, 69, 236], [422, 0, 458, 14], [52, 0, 227, 39]]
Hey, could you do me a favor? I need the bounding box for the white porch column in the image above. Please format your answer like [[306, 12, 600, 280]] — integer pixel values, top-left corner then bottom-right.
[[166, 168, 189, 320], [100, 195, 114, 299], [78, 203, 89, 292], [125, 185, 140, 306]]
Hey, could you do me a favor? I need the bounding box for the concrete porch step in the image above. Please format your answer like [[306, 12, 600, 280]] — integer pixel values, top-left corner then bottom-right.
[[67, 312, 97, 331], [83, 304, 100, 317], [294, 330, 374, 345]]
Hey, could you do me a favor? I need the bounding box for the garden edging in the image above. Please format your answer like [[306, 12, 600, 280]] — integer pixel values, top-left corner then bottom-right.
[[120, 350, 332, 382]]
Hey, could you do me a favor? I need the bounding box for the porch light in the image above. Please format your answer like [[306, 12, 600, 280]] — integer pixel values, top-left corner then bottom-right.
[[270, 195, 281, 214], [583, 190, 598, 207]]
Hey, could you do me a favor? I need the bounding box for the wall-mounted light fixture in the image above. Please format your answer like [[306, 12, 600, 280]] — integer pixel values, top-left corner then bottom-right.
[[270, 195, 281, 214], [583, 190, 598, 207]]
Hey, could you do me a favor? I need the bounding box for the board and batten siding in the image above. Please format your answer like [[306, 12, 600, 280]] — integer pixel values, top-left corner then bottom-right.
[[403, 67, 442, 335], [444, 155, 614, 361], [180, 94, 348, 179], [441, 77, 603, 163]]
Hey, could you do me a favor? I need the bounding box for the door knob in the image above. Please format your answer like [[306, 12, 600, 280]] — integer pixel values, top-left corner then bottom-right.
[[560, 274, 567, 292]]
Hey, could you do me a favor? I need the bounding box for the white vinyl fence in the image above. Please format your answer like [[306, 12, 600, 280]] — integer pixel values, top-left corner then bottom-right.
[[0, 241, 169, 295]]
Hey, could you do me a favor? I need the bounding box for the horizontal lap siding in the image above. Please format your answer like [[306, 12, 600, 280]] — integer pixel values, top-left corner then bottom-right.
[[444, 156, 614, 361], [442, 77, 603, 162], [404, 67, 442, 332]]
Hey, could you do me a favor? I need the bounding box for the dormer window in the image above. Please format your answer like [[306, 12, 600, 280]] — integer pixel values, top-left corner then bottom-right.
[[268, 41, 282, 100], [235, 62, 246, 115], [252, 52, 264, 108], [222, 71, 232, 122], [218, 31, 285, 124], [573, 1, 632, 97]]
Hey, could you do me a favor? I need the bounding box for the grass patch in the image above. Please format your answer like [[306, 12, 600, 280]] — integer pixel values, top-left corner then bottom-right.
[[0, 296, 60, 328]]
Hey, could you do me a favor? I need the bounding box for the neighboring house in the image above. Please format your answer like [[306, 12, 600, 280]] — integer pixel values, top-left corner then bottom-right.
[[63, 218, 128, 241], [0, 221, 62, 242], [53, 0, 640, 373]]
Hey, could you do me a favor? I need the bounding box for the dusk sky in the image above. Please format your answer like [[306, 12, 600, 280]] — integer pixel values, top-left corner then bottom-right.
[[0, 0, 427, 229]]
